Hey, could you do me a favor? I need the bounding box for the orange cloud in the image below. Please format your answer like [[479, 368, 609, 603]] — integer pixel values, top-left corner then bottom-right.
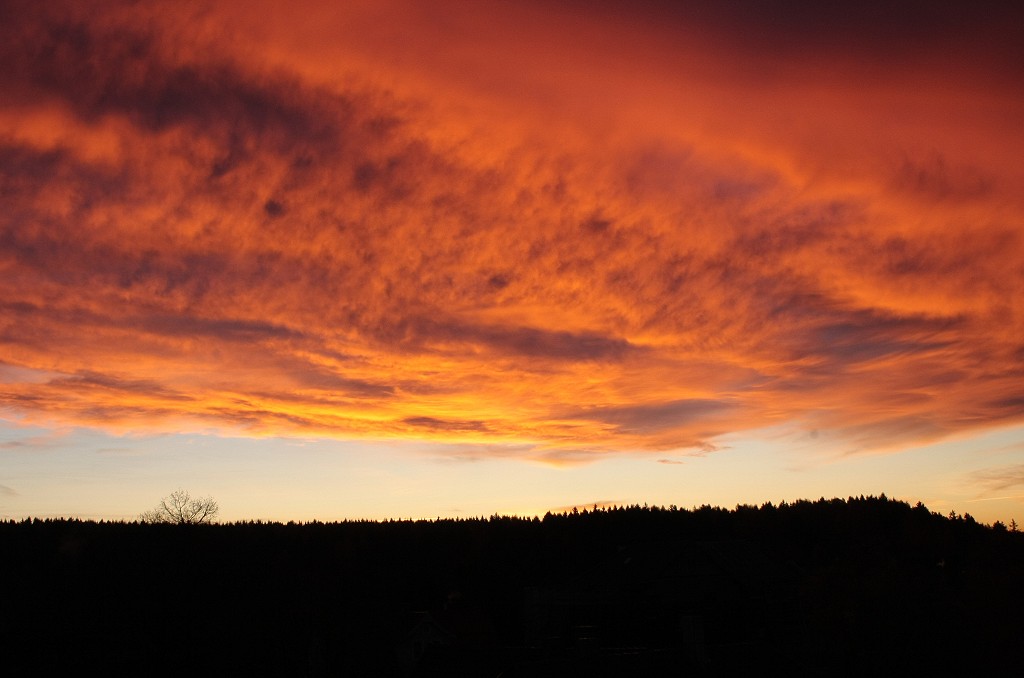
[[1, 1, 1022, 461]]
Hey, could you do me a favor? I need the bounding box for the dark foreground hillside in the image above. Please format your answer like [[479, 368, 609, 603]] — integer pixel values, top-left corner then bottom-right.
[[2, 496, 1021, 676]]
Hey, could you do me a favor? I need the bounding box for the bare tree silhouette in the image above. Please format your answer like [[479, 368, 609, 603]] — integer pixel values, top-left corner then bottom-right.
[[140, 489, 219, 524]]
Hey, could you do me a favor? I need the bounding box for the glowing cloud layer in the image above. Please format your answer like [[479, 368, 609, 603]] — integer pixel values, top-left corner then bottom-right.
[[1, 0, 1022, 461]]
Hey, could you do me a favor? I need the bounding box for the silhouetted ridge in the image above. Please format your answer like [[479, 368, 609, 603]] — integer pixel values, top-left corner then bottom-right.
[[2, 496, 1020, 676]]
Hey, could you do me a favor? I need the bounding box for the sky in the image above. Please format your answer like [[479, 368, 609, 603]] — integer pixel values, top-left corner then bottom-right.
[[2, 0, 1023, 524]]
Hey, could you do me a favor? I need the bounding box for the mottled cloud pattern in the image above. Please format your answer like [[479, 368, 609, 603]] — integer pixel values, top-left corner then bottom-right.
[[1, 1, 1022, 462]]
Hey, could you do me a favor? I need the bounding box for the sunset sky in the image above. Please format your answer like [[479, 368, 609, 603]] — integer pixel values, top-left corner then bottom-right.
[[2, 0, 1023, 523]]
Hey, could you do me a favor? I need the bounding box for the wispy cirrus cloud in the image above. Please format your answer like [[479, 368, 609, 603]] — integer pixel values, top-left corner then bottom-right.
[[974, 465, 1024, 494], [0, 1, 1021, 461]]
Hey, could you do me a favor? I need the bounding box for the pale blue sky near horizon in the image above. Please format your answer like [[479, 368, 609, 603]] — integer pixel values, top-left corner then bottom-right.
[[3, 417, 1022, 525]]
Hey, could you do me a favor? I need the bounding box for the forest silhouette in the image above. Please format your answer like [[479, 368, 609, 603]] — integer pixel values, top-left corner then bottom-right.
[[3, 495, 1021, 676]]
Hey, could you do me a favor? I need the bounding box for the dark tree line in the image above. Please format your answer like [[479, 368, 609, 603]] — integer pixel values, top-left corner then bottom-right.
[[2, 495, 1021, 676]]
